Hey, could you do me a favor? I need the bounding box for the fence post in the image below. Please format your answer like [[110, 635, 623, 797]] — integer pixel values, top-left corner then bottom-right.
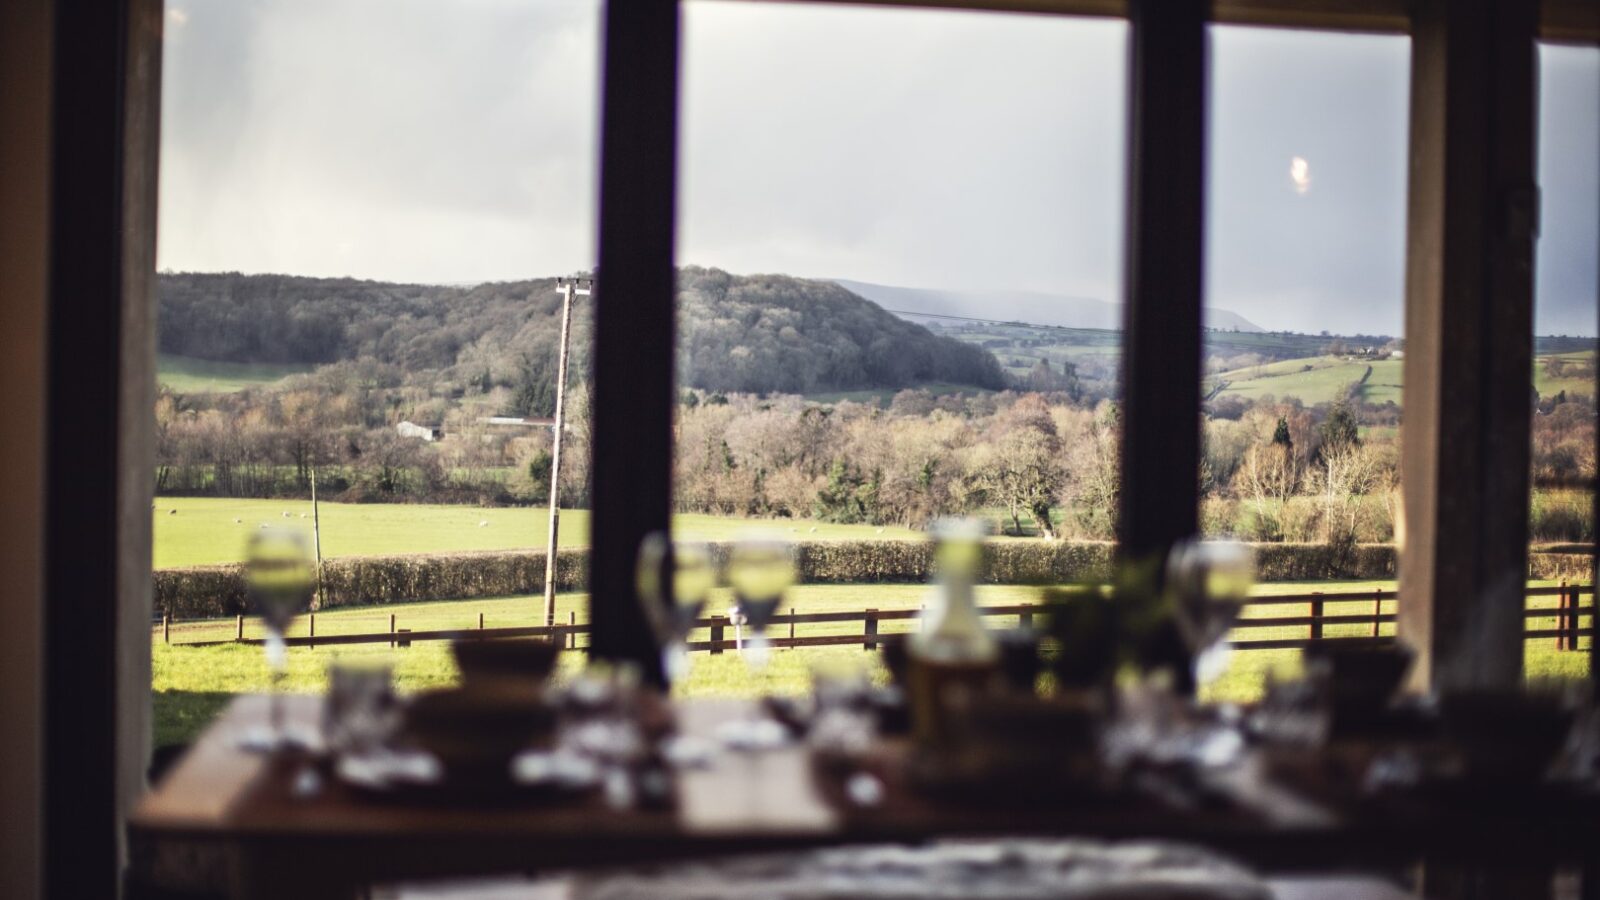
[[1557, 580, 1569, 651], [1309, 593, 1324, 642], [1568, 580, 1579, 652], [1578, 584, 1589, 651], [389, 613, 396, 649], [308, 612, 315, 651], [1564, 582, 1581, 652], [235, 615, 243, 642], [1372, 589, 1382, 638], [162, 614, 169, 644], [709, 616, 725, 655], [397, 628, 411, 649], [569, 610, 576, 650], [864, 609, 879, 651], [788, 607, 795, 645], [478, 612, 484, 631]]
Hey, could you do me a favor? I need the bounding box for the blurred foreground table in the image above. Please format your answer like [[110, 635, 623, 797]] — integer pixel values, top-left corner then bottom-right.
[[130, 695, 1600, 900]]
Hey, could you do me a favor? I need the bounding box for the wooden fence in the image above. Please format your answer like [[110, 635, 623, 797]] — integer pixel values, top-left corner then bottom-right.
[[154, 584, 1594, 655]]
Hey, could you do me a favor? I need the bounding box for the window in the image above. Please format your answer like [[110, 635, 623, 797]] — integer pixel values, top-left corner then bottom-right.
[[151, 0, 602, 747], [1525, 42, 1600, 675], [1202, 26, 1411, 698], [674, 2, 1127, 690]]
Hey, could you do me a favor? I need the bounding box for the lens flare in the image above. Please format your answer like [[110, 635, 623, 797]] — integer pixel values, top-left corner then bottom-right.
[[1289, 156, 1312, 195]]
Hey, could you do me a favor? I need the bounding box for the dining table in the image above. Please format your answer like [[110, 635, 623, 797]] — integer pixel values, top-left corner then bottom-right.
[[129, 694, 1600, 900]]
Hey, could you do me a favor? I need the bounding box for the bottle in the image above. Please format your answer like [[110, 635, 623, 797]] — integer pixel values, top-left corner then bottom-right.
[[908, 518, 999, 745]]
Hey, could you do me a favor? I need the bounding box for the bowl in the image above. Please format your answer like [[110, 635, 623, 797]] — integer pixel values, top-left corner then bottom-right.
[[403, 683, 554, 776], [451, 637, 561, 687]]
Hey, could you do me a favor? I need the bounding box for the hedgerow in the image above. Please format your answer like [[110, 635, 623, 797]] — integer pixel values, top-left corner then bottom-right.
[[154, 541, 1587, 619]]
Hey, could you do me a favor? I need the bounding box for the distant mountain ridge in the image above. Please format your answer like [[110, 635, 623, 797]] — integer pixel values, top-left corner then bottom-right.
[[832, 278, 1265, 333]]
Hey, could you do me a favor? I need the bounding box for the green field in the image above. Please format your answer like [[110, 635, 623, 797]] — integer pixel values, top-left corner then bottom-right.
[[1210, 352, 1592, 406], [153, 497, 925, 569], [1211, 357, 1402, 405], [158, 354, 312, 393], [151, 577, 1590, 746], [1534, 350, 1598, 400], [804, 382, 994, 407], [152, 583, 1036, 746]]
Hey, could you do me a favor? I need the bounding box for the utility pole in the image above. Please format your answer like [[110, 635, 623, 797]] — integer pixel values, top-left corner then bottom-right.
[[545, 276, 592, 626], [310, 465, 325, 611]]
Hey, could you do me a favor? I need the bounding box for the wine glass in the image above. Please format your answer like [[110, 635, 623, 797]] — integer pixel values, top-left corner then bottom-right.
[[240, 527, 315, 752], [1166, 540, 1255, 689], [727, 537, 796, 672], [635, 532, 716, 684], [719, 536, 797, 750]]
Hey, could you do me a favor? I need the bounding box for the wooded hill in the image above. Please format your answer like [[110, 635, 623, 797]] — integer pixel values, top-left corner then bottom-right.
[[157, 268, 1005, 408]]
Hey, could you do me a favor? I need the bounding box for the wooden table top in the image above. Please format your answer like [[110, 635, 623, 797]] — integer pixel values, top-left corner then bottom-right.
[[129, 694, 1600, 898]]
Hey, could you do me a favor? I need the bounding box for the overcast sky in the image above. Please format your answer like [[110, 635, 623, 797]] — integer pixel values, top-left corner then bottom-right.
[[157, 0, 1598, 336]]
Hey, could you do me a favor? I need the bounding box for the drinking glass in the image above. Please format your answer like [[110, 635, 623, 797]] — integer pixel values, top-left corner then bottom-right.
[[719, 536, 797, 750], [240, 527, 315, 752], [323, 659, 399, 757], [808, 656, 875, 762], [726, 537, 796, 672], [635, 532, 716, 684], [1166, 540, 1255, 688]]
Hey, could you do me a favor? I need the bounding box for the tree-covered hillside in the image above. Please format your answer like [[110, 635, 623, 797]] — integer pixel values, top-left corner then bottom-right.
[[676, 267, 1002, 394], [157, 268, 1004, 402]]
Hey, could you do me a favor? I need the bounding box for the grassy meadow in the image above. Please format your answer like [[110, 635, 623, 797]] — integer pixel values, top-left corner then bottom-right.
[[158, 354, 312, 393], [153, 497, 924, 569], [803, 382, 994, 407], [1210, 351, 1592, 407], [151, 576, 1591, 746], [1534, 350, 1599, 399], [1211, 357, 1404, 405], [151, 500, 1592, 747]]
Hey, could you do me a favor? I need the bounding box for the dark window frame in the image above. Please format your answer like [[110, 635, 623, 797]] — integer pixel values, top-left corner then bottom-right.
[[35, 0, 1596, 894]]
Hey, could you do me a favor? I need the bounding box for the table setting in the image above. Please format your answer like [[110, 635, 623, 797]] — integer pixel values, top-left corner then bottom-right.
[[131, 522, 1600, 899]]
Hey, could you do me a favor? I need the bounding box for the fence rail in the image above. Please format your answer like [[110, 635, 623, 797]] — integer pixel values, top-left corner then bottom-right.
[[154, 584, 1594, 655]]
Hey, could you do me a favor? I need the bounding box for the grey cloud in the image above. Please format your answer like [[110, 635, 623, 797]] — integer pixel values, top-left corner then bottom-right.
[[157, 2, 1596, 335]]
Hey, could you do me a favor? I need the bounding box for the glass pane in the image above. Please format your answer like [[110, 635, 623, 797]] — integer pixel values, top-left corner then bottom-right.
[[151, 0, 601, 750], [676, 2, 1127, 695], [1202, 26, 1411, 699], [1526, 42, 1600, 678]]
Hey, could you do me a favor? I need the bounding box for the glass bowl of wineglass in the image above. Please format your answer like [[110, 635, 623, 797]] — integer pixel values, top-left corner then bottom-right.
[[636, 532, 717, 685]]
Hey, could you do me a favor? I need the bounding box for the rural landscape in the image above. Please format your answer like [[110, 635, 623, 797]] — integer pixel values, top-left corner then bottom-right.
[[152, 269, 1596, 746]]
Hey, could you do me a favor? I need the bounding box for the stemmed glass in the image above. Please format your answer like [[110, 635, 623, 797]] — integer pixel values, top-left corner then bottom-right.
[[726, 537, 796, 672], [635, 532, 717, 685], [1165, 539, 1255, 689], [719, 536, 797, 750], [240, 526, 316, 752]]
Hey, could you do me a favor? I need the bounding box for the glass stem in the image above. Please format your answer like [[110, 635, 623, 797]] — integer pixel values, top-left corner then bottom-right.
[[267, 631, 287, 744], [747, 632, 770, 675], [270, 670, 285, 741]]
